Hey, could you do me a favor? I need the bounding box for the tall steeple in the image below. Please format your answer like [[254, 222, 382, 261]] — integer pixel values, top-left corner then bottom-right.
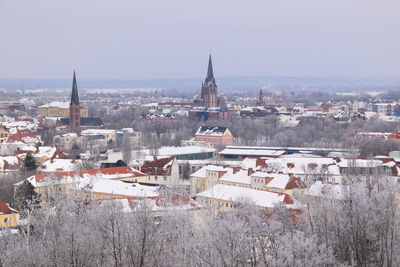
[[204, 54, 216, 87], [70, 71, 80, 105], [69, 71, 81, 133], [258, 88, 265, 106]]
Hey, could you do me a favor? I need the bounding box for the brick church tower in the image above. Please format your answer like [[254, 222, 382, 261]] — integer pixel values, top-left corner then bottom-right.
[[201, 54, 218, 107], [257, 88, 265, 106], [69, 71, 81, 133]]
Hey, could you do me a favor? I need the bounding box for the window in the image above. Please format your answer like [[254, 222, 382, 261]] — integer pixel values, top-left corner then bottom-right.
[[155, 176, 158, 181], [4, 218, 8, 223], [163, 176, 167, 181]]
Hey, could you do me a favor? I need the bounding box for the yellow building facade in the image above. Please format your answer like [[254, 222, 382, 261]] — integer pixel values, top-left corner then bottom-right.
[[0, 126, 9, 143], [0, 202, 19, 228], [38, 102, 88, 118]]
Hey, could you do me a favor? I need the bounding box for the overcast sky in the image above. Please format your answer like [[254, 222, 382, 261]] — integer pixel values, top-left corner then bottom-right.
[[0, 0, 399, 80]]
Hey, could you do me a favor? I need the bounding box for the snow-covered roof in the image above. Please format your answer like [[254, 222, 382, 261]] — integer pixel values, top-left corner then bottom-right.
[[195, 126, 229, 136], [0, 156, 20, 171], [121, 128, 134, 133], [190, 165, 231, 179], [39, 159, 82, 172], [25, 166, 146, 188], [337, 158, 396, 168], [35, 146, 57, 158], [219, 148, 285, 157], [142, 102, 158, 107], [261, 156, 341, 176], [109, 146, 217, 162], [219, 170, 251, 185], [39, 101, 69, 109], [61, 133, 79, 138], [86, 179, 159, 197], [177, 159, 242, 167], [241, 158, 258, 169], [81, 129, 116, 136], [19, 145, 37, 152], [196, 184, 304, 209], [264, 174, 291, 190]]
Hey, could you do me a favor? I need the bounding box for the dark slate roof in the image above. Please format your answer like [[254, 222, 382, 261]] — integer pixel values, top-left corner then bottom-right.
[[196, 126, 228, 136], [204, 54, 217, 87], [70, 71, 80, 105], [59, 117, 103, 126]]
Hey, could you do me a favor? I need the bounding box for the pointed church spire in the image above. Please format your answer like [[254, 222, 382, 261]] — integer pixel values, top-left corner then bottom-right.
[[70, 71, 80, 105], [206, 54, 214, 80], [204, 54, 216, 87], [258, 88, 265, 106]]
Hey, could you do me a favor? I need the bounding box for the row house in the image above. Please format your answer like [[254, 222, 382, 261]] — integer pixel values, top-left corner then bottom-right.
[[140, 156, 179, 188], [18, 166, 148, 200], [82, 179, 201, 216], [189, 165, 304, 197], [195, 184, 304, 212]]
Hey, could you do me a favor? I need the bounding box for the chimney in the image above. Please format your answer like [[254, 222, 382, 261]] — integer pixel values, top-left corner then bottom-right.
[[248, 168, 255, 176], [153, 155, 157, 161], [233, 167, 240, 174]]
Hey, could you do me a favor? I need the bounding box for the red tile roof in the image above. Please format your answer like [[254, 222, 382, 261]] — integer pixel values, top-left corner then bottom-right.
[[0, 201, 17, 214], [141, 156, 175, 175], [142, 156, 174, 168], [7, 129, 38, 143], [31, 166, 145, 185], [285, 177, 306, 190]]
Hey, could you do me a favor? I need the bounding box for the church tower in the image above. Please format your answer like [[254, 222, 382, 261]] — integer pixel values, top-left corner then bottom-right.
[[257, 88, 265, 106], [69, 71, 81, 133], [201, 54, 218, 107]]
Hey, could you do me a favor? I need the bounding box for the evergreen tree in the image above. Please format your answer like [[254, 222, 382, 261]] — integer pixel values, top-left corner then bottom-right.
[[14, 180, 41, 211], [22, 153, 38, 173]]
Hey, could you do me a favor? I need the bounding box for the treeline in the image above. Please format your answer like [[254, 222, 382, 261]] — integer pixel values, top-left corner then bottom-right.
[[1, 176, 400, 266]]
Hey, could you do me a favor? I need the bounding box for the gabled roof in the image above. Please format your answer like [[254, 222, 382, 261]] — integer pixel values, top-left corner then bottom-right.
[[141, 156, 175, 169], [141, 157, 175, 175], [196, 126, 229, 136], [7, 129, 40, 144], [0, 156, 22, 171], [190, 165, 231, 179]]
